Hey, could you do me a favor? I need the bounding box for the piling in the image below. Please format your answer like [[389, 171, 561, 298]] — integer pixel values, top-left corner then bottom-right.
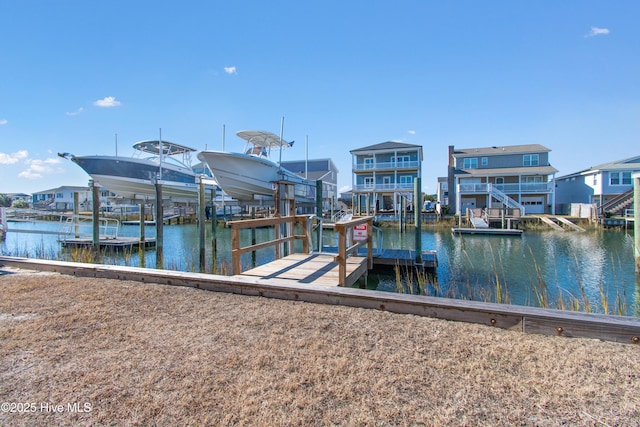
[[634, 172, 640, 274], [91, 181, 100, 249], [414, 177, 423, 264], [198, 178, 206, 272], [155, 182, 163, 269]]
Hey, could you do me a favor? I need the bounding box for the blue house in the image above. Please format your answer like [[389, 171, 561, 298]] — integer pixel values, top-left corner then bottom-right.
[[554, 155, 640, 216], [350, 141, 423, 215]]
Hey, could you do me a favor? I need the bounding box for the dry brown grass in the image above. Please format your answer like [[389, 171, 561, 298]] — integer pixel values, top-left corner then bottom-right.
[[1, 266, 639, 426]]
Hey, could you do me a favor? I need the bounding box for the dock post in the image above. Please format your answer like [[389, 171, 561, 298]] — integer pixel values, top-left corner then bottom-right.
[[73, 192, 80, 238], [634, 173, 640, 274], [198, 177, 206, 272], [316, 180, 323, 251], [139, 201, 146, 267], [414, 178, 423, 264], [155, 182, 164, 269], [211, 187, 217, 273], [91, 180, 99, 250]]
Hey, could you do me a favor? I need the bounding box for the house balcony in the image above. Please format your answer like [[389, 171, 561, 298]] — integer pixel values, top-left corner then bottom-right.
[[353, 160, 420, 172], [353, 183, 415, 192], [458, 182, 554, 195]]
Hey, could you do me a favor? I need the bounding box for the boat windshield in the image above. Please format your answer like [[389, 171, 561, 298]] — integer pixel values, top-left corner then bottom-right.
[[245, 146, 268, 158]]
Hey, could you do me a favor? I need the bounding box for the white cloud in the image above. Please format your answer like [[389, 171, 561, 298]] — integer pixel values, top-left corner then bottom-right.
[[408, 130, 416, 135], [224, 66, 237, 75], [66, 107, 84, 116], [0, 150, 29, 164], [18, 157, 64, 180], [586, 27, 610, 37], [93, 96, 122, 107], [0, 119, 7, 125]]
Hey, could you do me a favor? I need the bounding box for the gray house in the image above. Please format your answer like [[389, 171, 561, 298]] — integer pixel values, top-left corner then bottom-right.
[[280, 158, 339, 213], [446, 144, 557, 215], [554, 155, 640, 215]]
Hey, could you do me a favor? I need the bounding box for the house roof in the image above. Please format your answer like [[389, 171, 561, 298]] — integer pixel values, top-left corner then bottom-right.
[[32, 186, 90, 195], [556, 155, 640, 180], [452, 144, 551, 156], [350, 141, 422, 153], [455, 165, 558, 177]]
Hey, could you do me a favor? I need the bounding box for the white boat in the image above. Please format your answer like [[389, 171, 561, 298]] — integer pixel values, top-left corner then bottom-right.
[[59, 140, 210, 202], [197, 130, 316, 202]]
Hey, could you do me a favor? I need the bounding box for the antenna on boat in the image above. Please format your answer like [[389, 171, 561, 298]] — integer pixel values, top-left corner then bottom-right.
[[115, 133, 118, 156], [222, 124, 226, 151], [305, 135, 309, 179]]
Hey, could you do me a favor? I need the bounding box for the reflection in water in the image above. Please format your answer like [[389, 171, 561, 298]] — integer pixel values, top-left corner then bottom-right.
[[1, 221, 638, 315]]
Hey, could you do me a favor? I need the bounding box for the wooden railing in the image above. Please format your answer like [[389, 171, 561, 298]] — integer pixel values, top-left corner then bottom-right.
[[229, 215, 374, 286], [228, 215, 313, 275], [333, 216, 374, 286]]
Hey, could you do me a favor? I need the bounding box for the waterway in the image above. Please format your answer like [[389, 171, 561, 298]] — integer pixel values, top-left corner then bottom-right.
[[2, 220, 638, 316]]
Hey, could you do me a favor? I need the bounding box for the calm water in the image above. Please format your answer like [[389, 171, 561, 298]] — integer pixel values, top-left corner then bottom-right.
[[2, 220, 638, 316]]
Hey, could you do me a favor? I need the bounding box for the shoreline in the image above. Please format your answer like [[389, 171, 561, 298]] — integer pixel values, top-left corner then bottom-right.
[[1, 266, 639, 425]]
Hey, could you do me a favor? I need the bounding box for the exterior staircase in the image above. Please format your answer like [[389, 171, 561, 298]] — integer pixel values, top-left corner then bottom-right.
[[489, 185, 525, 216], [599, 189, 634, 216]]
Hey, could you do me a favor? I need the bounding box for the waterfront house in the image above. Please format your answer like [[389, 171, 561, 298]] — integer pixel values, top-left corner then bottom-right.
[[281, 158, 339, 213], [350, 142, 423, 215], [4, 193, 32, 207], [554, 155, 640, 216], [445, 144, 557, 215], [32, 186, 115, 211]]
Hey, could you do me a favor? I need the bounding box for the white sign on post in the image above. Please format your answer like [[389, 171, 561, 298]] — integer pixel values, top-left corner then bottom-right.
[[353, 224, 367, 241]]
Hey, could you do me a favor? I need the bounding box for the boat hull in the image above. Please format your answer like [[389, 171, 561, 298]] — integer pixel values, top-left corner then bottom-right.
[[197, 151, 316, 202], [72, 156, 200, 201]]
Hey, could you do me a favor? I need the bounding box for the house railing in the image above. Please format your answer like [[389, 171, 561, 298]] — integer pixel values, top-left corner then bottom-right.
[[353, 183, 415, 192], [459, 182, 554, 194], [353, 160, 420, 171]]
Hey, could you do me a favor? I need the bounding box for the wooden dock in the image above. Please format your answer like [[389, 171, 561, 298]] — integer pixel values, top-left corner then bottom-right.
[[228, 215, 374, 287], [238, 253, 368, 287], [60, 237, 156, 250], [452, 228, 523, 236]]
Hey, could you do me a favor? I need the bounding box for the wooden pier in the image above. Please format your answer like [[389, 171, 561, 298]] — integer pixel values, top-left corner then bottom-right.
[[238, 253, 369, 287], [229, 215, 374, 287], [60, 237, 156, 250], [452, 227, 523, 236]]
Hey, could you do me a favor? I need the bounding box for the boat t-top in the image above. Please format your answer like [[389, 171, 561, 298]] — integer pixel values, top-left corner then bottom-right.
[[197, 130, 316, 202]]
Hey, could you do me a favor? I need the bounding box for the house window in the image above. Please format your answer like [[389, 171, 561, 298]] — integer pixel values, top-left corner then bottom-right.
[[523, 154, 539, 166], [463, 158, 478, 169], [610, 172, 632, 186], [393, 155, 411, 167], [364, 158, 374, 169], [399, 175, 413, 185], [481, 157, 488, 166], [364, 177, 374, 188], [383, 176, 391, 185]]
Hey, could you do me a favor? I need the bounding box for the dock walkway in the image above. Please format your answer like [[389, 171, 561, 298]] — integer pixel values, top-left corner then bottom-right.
[[229, 215, 374, 287], [238, 253, 368, 287]]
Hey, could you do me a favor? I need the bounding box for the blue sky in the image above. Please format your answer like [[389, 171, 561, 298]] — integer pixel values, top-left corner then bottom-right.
[[1, 1, 639, 196]]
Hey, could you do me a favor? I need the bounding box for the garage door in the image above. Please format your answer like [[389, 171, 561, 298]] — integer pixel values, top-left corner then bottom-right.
[[521, 197, 545, 214]]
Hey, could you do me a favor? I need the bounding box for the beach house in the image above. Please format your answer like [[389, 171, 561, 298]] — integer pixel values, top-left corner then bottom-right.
[[350, 141, 423, 215], [554, 155, 640, 216], [446, 144, 557, 215]]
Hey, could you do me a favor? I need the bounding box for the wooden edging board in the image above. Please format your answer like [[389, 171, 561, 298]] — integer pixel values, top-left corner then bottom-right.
[[1, 256, 639, 345]]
